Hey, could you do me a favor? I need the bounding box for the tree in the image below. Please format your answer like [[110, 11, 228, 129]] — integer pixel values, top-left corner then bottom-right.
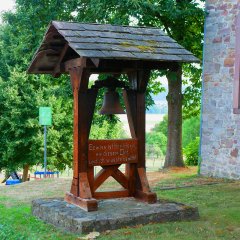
[[74, 0, 204, 167], [165, 66, 184, 167], [146, 131, 167, 156], [0, 70, 44, 173], [0, 0, 204, 172], [0, 0, 128, 175], [0, 69, 74, 174], [152, 115, 168, 137]]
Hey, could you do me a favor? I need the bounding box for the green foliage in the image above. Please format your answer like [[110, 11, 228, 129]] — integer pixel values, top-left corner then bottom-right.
[[0, 69, 126, 171], [152, 115, 168, 136], [0, 1, 130, 171], [90, 120, 125, 139], [146, 131, 167, 158], [183, 137, 200, 166], [182, 64, 202, 119], [0, 0, 204, 170], [147, 114, 200, 160], [0, 70, 73, 171], [74, 0, 204, 117], [182, 115, 200, 148], [0, 70, 42, 170]]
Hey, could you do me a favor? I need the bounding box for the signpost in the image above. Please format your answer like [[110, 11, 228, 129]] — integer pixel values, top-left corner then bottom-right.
[[39, 107, 52, 178]]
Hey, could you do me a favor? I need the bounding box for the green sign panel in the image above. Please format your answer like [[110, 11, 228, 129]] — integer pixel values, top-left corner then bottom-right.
[[39, 107, 52, 126]]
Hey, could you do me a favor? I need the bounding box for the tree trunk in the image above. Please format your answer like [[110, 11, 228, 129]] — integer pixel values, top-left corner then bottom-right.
[[22, 164, 29, 182], [164, 65, 184, 167]]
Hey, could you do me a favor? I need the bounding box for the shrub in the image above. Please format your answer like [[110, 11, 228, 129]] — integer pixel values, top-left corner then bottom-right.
[[183, 137, 200, 166], [182, 115, 200, 148]]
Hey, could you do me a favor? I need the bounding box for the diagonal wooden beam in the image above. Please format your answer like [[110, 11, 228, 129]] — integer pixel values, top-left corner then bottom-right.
[[111, 169, 128, 189], [53, 43, 69, 77], [137, 167, 150, 192], [94, 165, 120, 191], [123, 89, 137, 138]]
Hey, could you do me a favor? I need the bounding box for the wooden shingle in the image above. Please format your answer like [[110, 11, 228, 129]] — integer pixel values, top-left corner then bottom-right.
[[28, 21, 199, 75]]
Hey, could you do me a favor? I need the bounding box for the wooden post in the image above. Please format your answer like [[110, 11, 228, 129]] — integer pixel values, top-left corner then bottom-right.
[[69, 66, 83, 196], [64, 58, 98, 211], [124, 71, 157, 203]]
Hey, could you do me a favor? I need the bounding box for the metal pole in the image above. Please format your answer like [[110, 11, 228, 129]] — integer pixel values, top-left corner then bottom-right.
[[44, 125, 47, 178]]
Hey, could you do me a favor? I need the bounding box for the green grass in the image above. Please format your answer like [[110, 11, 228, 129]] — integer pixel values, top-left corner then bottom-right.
[[0, 175, 239, 240], [0, 204, 76, 240]]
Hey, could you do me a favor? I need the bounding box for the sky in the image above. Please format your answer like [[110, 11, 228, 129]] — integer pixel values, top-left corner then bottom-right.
[[0, 0, 15, 22], [0, 0, 15, 12]]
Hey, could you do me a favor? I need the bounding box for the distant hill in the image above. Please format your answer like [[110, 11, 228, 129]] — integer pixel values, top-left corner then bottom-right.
[[147, 91, 168, 114]]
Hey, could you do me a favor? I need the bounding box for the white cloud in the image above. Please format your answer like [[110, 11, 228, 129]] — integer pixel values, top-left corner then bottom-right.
[[0, 0, 15, 23], [0, 0, 15, 12]]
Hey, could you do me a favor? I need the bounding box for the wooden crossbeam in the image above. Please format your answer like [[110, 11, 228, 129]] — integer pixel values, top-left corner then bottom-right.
[[94, 190, 129, 199], [64, 57, 87, 71]]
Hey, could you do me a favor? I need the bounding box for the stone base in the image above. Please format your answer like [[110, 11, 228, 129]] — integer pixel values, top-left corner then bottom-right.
[[32, 198, 199, 234]]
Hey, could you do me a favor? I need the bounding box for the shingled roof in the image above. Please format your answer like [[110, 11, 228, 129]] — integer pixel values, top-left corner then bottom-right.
[[28, 21, 199, 75]]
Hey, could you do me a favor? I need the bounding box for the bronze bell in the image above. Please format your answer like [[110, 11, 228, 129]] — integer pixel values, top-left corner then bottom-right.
[[99, 89, 125, 115]]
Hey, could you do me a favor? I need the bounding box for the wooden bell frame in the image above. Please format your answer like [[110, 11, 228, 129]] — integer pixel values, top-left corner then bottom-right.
[[64, 58, 157, 211]]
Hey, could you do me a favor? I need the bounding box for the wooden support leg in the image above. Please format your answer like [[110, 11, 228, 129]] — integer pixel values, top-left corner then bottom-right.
[[66, 62, 98, 211], [125, 71, 158, 204], [88, 166, 94, 193], [125, 163, 136, 196], [70, 177, 79, 196], [64, 192, 98, 212], [65, 172, 98, 212], [79, 172, 92, 199], [134, 168, 157, 204]]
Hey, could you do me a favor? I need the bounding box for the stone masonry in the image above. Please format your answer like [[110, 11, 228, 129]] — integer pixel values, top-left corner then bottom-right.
[[201, 0, 240, 179], [32, 198, 199, 234]]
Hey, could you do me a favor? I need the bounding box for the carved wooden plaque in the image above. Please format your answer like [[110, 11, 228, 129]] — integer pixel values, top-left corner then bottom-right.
[[88, 139, 138, 166]]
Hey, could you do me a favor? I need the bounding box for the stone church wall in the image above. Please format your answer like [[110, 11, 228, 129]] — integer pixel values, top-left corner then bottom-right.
[[201, 0, 240, 179]]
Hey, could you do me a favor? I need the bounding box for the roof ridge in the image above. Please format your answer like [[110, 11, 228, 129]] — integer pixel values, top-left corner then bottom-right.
[[51, 20, 164, 30]]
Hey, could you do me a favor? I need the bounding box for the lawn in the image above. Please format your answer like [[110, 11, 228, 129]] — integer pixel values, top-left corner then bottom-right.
[[0, 168, 239, 240]]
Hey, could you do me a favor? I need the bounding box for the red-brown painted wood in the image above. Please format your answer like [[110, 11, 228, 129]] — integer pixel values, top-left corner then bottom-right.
[[67, 66, 157, 211], [88, 139, 138, 166], [65, 192, 98, 212], [93, 165, 120, 191], [79, 172, 92, 199], [111, 169, 129, 189], [94, 190, 129, 199]]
